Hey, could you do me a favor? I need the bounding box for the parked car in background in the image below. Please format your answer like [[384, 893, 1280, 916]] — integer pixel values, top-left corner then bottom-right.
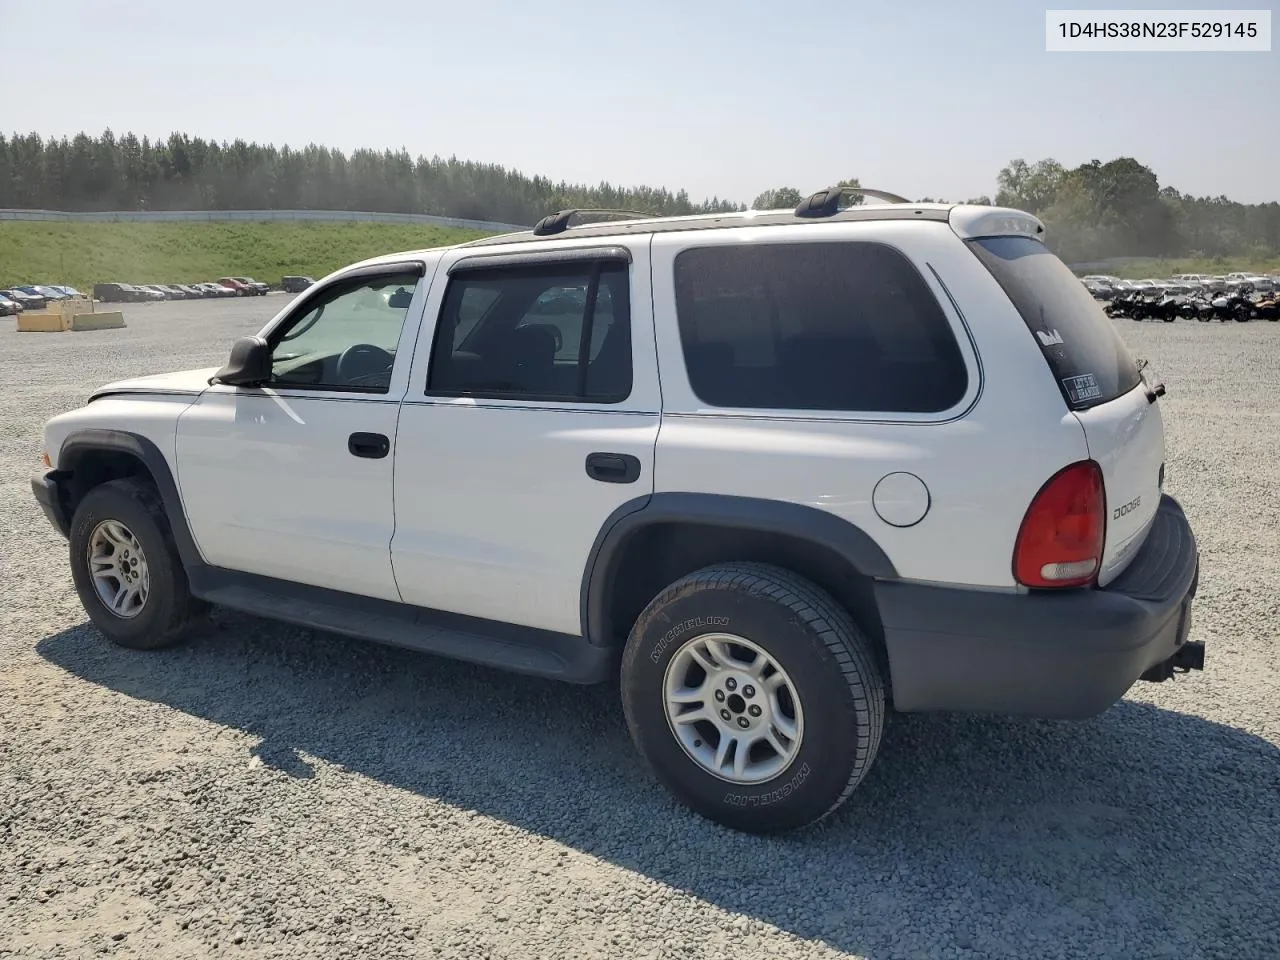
[[0, 293, 21, 316], [1, 288, 48, 310], [233, 276, 270, 295], [23, 284, 72, 301], [50, 285, 87, 299], [281, 275, 315, 293], [218, 277, 253, 296], [93, 283, 147, 303], [201, 282, 238, 298], [173, 284, 204, 298]]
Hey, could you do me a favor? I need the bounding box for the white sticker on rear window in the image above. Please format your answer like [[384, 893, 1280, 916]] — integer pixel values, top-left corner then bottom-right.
[[1062, 373, 1102, 404]]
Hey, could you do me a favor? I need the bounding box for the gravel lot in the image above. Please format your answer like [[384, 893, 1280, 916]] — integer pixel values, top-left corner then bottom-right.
[[2, 299, 1279, 960]]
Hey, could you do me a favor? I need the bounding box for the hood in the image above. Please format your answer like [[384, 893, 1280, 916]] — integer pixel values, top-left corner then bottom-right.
[[89, 367, 221, 401]]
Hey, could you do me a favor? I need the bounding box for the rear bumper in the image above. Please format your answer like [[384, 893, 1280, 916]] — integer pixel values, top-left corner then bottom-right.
[[32, 470, 71, 538], [877, 494, 1200, 719]]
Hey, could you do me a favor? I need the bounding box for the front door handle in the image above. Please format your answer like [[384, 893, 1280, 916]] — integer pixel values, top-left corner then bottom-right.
[[348, 432, 390, 459], [585, 452, 641, 484]]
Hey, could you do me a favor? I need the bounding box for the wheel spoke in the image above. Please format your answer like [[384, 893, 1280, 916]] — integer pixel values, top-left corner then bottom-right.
[[671, 708, 710, 726], [765, 727, 790, 757], [103, 521, 132, 550], [110, 583, 129, 613], [770, 705, 799, 741], [745, 650, 770, 679], [713, 733, 734, 773], [667, 684, 706, 705], [703, 638, 737, 669], [763, 672, 787, 694], [687, 645, 718, 674], [731, 738, 748, 780]]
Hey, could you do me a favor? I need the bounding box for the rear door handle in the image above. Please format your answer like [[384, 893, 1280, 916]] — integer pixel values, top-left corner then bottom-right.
[[348, 432, 390, 459], [585, 452, 641, 484]]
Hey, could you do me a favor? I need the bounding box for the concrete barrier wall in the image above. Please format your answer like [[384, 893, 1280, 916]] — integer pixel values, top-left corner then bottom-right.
[[0, 207, 528, 233], [16, 313, 67, 332], [70, 311, 125, 331]]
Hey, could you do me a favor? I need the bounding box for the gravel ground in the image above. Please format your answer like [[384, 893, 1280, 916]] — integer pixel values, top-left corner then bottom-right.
[[2, 300, 1279, 960]]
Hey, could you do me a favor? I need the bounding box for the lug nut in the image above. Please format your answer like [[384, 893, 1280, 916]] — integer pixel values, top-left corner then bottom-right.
[[719, 709, 732, 722], [737, 717, 749, 729], [714, 690, 726, 703], [725, 678, 737, 691], [743, 684, 756, 698], [748, 705, 762, 717]]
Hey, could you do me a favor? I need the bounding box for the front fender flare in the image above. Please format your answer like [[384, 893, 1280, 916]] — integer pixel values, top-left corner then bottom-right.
[[57, 428, 205, 570]]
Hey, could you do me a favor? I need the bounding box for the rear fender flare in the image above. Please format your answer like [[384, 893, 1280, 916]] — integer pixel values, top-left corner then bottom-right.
[[580, 492, 898, 646]]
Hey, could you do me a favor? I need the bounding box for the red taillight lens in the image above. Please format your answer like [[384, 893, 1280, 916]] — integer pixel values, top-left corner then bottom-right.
[[1013, 460, 1106, 588]]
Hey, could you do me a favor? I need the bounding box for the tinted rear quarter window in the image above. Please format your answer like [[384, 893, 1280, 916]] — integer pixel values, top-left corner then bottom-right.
[[672, 241, 968, 413], [967, 236, 1141, 409]]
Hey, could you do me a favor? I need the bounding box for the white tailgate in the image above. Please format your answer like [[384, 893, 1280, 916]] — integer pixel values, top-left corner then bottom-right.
[[1073, 384, 1165, 586]]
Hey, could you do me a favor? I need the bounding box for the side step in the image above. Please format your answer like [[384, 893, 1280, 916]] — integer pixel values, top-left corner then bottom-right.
[[190, 569, 612, 684]]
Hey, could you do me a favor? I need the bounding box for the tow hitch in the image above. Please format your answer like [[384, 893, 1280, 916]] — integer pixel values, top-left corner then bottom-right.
[[1140, 641, 1206, 683]]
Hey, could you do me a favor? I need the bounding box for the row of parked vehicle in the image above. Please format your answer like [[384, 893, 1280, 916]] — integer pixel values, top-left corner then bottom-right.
[[93, 277, 273, 303], [0, 284, 88, 315], [1080, 271, 1278, 301], [2, 274, 320, 317], [1105, 286, 1280, 323]]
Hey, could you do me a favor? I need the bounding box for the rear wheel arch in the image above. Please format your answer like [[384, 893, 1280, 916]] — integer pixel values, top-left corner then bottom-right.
[[56, 429, 204, 570], [581, 493, 896, 675]]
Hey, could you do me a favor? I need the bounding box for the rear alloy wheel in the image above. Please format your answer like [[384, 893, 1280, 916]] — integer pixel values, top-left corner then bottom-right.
[[621, 562, 885, 834]]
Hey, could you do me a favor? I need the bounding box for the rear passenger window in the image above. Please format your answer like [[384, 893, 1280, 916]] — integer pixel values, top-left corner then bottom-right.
[[672, 242, 969, 413], [427, 259, 632, 403]]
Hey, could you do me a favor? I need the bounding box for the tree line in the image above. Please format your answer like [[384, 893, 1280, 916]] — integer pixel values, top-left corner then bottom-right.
[[993, 157, 1280, 264], [1, 131, 1275, 261], [0, 130, 743, 224]]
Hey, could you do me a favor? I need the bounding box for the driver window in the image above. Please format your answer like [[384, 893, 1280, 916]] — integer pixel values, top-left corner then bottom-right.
[[269, 270, 420, 393]]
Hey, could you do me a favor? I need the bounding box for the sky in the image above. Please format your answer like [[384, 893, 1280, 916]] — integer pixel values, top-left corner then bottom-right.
[[2, 0, 1277, 206]]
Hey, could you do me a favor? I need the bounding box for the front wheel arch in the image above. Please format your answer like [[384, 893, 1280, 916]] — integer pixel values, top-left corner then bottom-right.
[[57, 430, 205, 571]]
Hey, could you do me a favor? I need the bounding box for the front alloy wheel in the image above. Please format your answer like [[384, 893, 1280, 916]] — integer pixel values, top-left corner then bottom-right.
[[87, 519, 151, 618]]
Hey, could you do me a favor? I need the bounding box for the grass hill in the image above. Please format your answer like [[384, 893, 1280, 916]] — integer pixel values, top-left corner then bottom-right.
[[0, 220, 493, 291]]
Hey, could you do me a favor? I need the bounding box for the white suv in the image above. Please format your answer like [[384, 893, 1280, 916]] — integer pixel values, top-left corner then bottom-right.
[[32, 188, 1204, 834]]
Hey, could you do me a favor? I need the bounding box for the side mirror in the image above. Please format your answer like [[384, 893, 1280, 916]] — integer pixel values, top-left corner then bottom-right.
[[212, 336, 272, 386]]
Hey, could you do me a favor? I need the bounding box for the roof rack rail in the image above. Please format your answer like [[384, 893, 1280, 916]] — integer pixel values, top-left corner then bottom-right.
[[794, 186, 911, 219], [531, 208, 660, 237]]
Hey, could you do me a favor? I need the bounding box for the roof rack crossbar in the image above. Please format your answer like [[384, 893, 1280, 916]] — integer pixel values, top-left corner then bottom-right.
[[531, 208, 660, 237], [794, 186, 911, 219]]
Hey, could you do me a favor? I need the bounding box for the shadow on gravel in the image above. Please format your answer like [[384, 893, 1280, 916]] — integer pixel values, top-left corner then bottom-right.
[[39, 615, 1280, 960]]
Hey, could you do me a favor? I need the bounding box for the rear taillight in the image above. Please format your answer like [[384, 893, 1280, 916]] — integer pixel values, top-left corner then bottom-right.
[[1013, 460, 1106, 588]]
